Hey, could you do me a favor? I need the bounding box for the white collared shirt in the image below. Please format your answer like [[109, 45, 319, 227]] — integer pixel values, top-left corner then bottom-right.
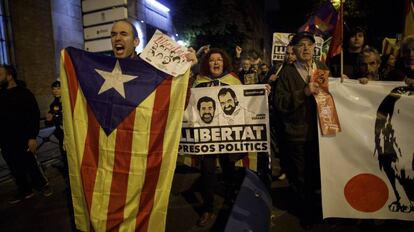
[[294, 61, 317, 84]]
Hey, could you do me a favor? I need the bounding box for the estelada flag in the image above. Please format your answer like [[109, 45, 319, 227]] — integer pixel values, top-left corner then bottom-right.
[[326, 3, 343, 63], [298, 2, 338, 37], [60, 47, 190, 231]]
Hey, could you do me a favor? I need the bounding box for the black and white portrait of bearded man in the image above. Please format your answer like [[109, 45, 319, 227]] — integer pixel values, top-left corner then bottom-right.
[[197, 96, 216, 124], [374, 86, 414, 213]]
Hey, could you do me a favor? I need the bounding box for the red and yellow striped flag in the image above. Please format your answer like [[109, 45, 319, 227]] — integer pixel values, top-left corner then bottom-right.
[[403, 0, 414, 37], [60, 47, 189, 232], [327, 2, 343, 63]]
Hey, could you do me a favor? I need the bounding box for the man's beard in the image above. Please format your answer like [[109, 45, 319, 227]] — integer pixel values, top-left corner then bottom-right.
[[223, 105, 236, 115], [201, 113, 213, 123], [0, 79, 8, 89], [366, 70, 378, 79]]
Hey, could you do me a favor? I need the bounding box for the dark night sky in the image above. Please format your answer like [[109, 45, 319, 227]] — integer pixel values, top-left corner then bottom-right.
[[266, 0, 315, 33], [267, 1, 404, 32], [164, 0, 405, 49], [267, 0, 406, 49]]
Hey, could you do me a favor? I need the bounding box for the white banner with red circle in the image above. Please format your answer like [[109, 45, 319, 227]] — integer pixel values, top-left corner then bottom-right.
[[320, 79, 414, 221]]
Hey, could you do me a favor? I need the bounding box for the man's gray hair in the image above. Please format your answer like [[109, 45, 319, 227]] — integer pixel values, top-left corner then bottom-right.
[[358, 46, 381, 65]]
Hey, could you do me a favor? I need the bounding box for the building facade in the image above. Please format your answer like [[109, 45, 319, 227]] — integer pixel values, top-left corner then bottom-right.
[[0, 0, 175, 114]]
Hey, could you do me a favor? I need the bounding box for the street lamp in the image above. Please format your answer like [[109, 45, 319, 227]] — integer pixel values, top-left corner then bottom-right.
[[331, 0, 345, 9]]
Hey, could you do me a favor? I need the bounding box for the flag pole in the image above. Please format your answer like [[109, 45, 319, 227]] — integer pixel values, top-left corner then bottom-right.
[[340, 0, 344, 83]]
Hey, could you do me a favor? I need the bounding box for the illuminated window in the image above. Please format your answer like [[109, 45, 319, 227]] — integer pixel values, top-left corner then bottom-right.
[[0, 0, 10, 64]]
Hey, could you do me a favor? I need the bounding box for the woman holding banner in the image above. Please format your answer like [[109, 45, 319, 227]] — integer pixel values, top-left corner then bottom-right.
[[192, 48, 244, 227]]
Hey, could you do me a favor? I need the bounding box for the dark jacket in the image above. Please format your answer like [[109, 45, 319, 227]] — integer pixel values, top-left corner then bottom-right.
[[45, 97, 63, 129], [386, 65, 414, 81], [274, 61, 328, 142], [329, 50, 360, 78], [0, 85, 40, 147]]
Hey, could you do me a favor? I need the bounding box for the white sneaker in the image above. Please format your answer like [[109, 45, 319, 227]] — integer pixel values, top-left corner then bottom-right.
[[277, 173, 286, 180]]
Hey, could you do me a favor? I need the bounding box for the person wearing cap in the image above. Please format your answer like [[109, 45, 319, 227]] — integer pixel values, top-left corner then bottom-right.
[[45, 81, 67, 176], [273, 31, 328, 228], [45, 80, 76, 230]]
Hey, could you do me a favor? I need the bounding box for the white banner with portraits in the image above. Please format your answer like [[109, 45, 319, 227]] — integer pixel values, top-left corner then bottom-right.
[[320, 79, 414, 221], [179, 85, 270, 155]]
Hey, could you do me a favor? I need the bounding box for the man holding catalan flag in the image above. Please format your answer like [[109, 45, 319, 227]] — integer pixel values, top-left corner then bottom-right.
[[60, 20, 197, 231]]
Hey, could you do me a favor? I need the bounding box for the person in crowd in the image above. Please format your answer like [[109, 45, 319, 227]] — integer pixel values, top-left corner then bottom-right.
[[112, 19, 197, 109], [273, 32, 328, 229], [111, 20, 140, 59], [192, 44, 211, 74], [196, 44, 210, 59], [241, 56, 264, 85], [387, 35, 414, 85], [237, 57, 252, 84], [284, 44, 297, 64], [241, 57, 252, 73], [232, 45, 243, 71], [250, 55, 262, 73], [239, 58, 273, 187], [329, 26, 367, 78], [111, 20, 197, 62], [266, 44, 298, 182], [45, 81, 67, 177], [45, 79, 76, 231], [379, 53, 397, 79], [355, 46, 383, 84], [270, 60, 284, 77], [268, 44, 297, 84], [267, 44, 298, 182], [192, 48, 244, 227], [247, 50, 262, 66], [258, 63, 270, 83], [0, 64, 53, 204], [243, 71, 259, 85]]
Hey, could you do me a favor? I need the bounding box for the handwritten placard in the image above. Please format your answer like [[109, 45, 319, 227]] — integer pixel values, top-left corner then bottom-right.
[[140, 30, 191, 76]]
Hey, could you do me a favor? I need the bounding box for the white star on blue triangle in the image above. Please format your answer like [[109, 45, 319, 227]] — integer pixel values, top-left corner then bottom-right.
[[95, 60, 137, 98]]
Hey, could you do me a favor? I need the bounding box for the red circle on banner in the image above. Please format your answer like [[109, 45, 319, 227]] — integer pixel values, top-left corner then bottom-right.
[[344, 173, 389, 212]]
